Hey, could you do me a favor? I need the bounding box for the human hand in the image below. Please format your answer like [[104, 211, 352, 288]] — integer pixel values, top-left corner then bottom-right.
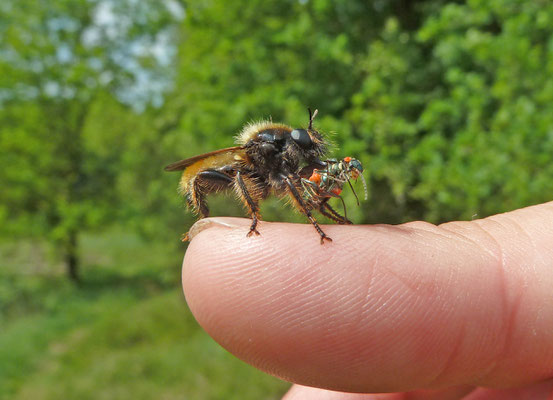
[[182, 202, 553, 399]]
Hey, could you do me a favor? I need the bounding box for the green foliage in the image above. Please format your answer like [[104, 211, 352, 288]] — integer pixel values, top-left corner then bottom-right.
[[349, 1, 553, 222], [0, 231, 287, 399]]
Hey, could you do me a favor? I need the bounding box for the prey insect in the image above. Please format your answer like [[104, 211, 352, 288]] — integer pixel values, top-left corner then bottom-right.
[[165, 109, 360, 243], [301, 157, 367, 225]]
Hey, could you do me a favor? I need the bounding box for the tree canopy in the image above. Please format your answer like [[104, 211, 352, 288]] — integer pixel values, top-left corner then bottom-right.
[[0, 0, 180, 280], [2, 0, 553, 278]]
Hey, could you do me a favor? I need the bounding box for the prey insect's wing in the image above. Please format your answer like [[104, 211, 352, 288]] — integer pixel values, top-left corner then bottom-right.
[[164, 146, 244, 171]]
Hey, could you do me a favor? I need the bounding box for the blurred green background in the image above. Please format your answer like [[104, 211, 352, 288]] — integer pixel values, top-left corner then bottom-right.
[[2, 0, 553, 398]]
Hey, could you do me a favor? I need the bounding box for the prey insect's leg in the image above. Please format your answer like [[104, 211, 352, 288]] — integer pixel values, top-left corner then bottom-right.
[[235, 171, 261, 237], [317, 205, 343, 223], [321, 201, 353, 225], [282, 174, 332, 244], [301, 181, 352, 225]]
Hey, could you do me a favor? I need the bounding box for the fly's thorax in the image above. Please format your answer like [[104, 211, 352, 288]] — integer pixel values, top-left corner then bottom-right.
[[236, 121, 292, 145]]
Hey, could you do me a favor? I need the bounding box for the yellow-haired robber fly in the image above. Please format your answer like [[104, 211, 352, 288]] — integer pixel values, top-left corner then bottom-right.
[[165, 110, 362, 244]]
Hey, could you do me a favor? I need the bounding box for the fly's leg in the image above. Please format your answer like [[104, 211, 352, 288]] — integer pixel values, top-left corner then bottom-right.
[[182, 170, 234, 241], [193, 177, 210, 217], [235, 171, 261, 237]]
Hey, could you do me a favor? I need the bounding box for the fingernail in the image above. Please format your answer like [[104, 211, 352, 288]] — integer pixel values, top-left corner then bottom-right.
[[187, 218, 243, 241]]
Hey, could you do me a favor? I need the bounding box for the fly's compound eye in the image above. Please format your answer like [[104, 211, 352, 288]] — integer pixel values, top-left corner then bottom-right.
[[290, 129, 312, 148], [350, 159, 363, 172]]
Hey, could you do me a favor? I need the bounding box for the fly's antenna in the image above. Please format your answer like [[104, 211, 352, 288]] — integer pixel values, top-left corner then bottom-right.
[[308, 108, 318, 130], [347, 179, 360, 206], [359, 173, 368, 201]]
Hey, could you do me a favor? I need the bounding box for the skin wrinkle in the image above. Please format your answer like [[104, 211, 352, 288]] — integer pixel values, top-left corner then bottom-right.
[[412, 287, 468, 386], [494, 216, 532, 369], [192, 232, 265, 280], [379, 262, 427, 296], [355, 232, 405, 326], [261, 290, 333, 342], [265, 237, 358, 323], [308, 236, 437, 388], [357, 252, 378, 329], [444, 221, 521, 384], [373, 229, 443, 298], [440, 220, 510, 384], [427, 323, 467, 388], [276, 270, 377, 374], [438, 221, 498, 261], [356, 287, 410, 346], [435, 223, 504, 322], [271, 229, 375, 333], [368, 226, 467, 382], [502, 214, 537, 286], [506, 207, 553, 380], [402, 222, 478, 256], [347, 223, 475, 387], [476, 215, 552, 386], [406, 224, 488, 295], [409, 287, 463, 386], [355, 284, 450, 388], [421, 220, 511, 386], [470, 218, 521, 386], [475, 215, 550, 386], [270, 279, 336, 332], [202, 257, 271, 301], [399, 299, 449, 382]]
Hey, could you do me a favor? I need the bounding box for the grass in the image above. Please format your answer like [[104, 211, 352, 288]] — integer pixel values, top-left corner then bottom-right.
[[0, 230, 289, 399]]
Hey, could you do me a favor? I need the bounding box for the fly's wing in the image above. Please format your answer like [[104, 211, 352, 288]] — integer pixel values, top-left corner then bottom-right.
[[164, 146, 244, 171]]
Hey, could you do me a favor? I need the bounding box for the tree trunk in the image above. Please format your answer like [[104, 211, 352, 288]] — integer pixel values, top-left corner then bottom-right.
[[65, 230, 80, 283]]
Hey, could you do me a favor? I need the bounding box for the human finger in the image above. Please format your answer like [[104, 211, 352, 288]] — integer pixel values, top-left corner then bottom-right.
[[183, 202, 553, 392]]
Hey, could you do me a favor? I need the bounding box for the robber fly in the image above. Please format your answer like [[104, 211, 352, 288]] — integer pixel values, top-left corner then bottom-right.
[[165, 109, 355, 243], [301, 157, 367, 225]]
